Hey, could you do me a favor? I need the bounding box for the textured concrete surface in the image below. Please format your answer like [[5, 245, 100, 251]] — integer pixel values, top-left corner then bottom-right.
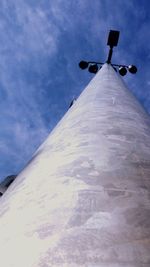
[[0, 64, 150, 267]]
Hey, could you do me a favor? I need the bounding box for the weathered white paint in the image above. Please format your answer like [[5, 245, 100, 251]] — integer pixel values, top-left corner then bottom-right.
[[0, 64, 150, 267]]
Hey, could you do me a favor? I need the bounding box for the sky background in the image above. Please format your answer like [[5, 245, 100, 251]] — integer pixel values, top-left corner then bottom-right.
[[0, 0, 150, 181]]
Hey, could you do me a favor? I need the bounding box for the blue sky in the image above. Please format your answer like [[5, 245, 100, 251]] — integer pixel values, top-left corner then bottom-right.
[[0, 0, 150, 181]]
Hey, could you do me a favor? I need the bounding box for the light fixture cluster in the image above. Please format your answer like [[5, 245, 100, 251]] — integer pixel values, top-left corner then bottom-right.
[[79, 61, 101, 74], [79, 30, 137, 77], [118, 65, 137, 76], [79, 61, 137, 76]]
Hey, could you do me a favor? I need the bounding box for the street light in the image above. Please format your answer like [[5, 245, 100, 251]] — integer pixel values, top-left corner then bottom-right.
[[107, 30, 120, 47], [119, 66, 127, 76], [88, 64, 98, 74], [79, 61, 89, 69], [128, 65, 137, 74], [107, 30, 120, 64], [79, 30, 137, 77]]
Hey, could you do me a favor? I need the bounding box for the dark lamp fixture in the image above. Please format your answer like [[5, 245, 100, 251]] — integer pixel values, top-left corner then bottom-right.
[[88, 64, 98, 74], [107, 30, 120, 48], [79, 61, 88, 69], [119, 66, 127, 76], [128, 65, 137, 74]]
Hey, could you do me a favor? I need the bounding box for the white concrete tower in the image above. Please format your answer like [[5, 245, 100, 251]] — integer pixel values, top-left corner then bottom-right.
[[0, 63, 150, 267]]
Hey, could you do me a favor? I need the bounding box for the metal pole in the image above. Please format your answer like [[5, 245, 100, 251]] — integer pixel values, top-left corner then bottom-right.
[[106, 47, 113, 64]]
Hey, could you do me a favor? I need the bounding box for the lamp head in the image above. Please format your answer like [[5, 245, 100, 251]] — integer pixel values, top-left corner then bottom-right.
[[128, 65, 137, 74], [119, 66, 127, 76], [88, 64, 98, 74], [107, 30, 120, 48], [79, 61, 89, 69]]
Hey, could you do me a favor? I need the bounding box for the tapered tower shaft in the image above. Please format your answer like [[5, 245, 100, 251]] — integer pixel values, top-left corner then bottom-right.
[[0, 64, 150, 267]]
